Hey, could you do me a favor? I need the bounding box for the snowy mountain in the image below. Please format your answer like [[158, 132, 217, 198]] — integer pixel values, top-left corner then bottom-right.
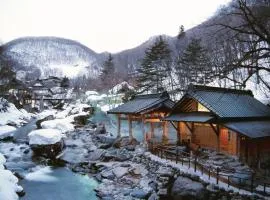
[[1, 37, 105, 79]]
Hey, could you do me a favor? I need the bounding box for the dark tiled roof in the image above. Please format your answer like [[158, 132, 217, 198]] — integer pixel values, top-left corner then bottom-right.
[[107, 92, 174, 114], [224, 120, 270, 138], [186, 85, 270, 118], [164, 112, 214, 123]]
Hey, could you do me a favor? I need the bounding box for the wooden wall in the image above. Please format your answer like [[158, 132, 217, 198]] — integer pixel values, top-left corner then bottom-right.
[[240, 137, 270, 168], [179, 122, 238, 155]]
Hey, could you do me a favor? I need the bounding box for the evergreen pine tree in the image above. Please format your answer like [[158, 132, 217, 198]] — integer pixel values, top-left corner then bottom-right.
[[61, 76, 70, 88], [177, 38, 211, 85], [136, 36, 171, 93], [99, 54, 116, 91], [177, 25, 185, 39]]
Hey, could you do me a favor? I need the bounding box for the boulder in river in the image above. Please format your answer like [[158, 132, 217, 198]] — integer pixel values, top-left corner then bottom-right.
[[28, 128, 65, 158]]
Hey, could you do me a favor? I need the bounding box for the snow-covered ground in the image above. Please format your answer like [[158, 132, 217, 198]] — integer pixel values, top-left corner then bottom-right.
[[0, 153, 23, 200]]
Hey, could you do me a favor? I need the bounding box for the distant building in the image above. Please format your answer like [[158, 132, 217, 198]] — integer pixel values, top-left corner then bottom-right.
[[0, 76, 72, 111]]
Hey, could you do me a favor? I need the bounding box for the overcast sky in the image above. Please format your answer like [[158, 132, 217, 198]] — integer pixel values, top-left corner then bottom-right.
[[0, 0, 230, 53]]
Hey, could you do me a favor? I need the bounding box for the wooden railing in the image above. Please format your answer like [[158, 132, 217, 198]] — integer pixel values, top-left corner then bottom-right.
[[148, 141, 270, 195]]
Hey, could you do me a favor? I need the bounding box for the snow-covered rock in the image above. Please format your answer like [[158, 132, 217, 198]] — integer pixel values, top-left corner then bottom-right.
[[41, 118, 74, 133], [0, 125, 16, 139], [0, 153, 23, 200], [108, 81, 134, 95], [28, 129, 65, 158], [28, 129, 64, 145], [0, 99, 33, 126]]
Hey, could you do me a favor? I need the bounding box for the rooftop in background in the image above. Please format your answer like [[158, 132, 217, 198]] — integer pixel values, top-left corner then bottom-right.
[[107, 91, 175, 115]]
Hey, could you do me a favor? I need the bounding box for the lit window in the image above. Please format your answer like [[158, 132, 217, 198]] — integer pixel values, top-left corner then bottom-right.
[[198, 103, 209, 112]]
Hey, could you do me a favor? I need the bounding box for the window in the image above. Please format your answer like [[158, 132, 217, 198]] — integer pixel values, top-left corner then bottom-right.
[[197, 103, 210, 112]]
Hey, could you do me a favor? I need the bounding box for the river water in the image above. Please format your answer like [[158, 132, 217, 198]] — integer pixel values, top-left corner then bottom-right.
[[20, 167, 98, 200], [1, 110, 176, 200]]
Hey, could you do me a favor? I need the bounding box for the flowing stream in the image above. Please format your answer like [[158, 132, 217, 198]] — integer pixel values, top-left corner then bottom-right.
[[20, 167, 98, 200], [1, 110, 176, 199], [0, 117, 99, 200]]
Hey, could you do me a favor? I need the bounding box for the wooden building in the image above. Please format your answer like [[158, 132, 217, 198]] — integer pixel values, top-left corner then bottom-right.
[[164, 85, 270, 168], [107, 92, 175, 142]]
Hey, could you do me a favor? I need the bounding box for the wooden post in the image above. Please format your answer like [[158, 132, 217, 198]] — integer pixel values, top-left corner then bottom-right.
[[237, 134, 241, 158], [210, 124, 220, 152], [128, 115, 133, 140], [162, 121, 169, 139], [150, 122, 155, 138], [217, 125, 220, 152], [141, 114, 146, 142], [216, 167, 220, 184], [150, 113, 155, 138], [117, 114, 121, 138], [177, 122, 181, 145], [251, 172, 254, 193]]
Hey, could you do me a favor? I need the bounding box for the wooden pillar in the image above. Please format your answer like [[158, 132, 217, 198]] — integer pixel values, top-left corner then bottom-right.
[[177, 122, 181, 145], [216, 125, 220, 152], [150, 114, 155, 138], [40, 96, 44, 111], [150, 122, 155, 138], [141, 114, 146, 142], [117, 114, 121, 138], [191, 122, 194, 144], [236, 134, 241, 157], [162, 121, 169, 139], [210, 123, 220, 152], [256, 140, 261, 168], [128, 115, 133, 139]]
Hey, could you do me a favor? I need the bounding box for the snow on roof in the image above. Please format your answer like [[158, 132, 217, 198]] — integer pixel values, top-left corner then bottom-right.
[[0, 125, 16, 139], [107, 92, 174, 114], [28, 128, 64, 145]]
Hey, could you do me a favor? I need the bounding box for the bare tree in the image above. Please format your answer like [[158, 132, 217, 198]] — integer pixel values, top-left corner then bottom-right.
[[210, 0, 270, 90]]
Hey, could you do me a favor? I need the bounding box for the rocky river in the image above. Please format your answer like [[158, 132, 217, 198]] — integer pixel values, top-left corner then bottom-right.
[[0, 109, 267, 200]]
